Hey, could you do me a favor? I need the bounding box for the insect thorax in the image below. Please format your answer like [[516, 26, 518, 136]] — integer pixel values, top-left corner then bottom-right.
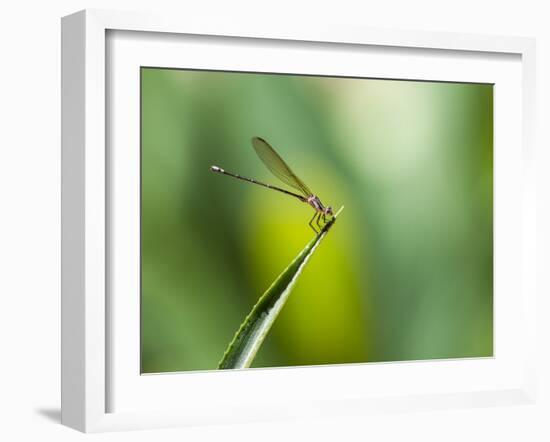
[[307, 195, 325, 212]]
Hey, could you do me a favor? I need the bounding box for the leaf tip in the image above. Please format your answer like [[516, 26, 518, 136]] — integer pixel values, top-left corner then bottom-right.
[[334, 205, 345, 218]]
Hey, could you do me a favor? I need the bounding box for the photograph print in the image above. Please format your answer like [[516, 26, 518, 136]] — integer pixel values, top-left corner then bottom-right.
[[140, 67, 493, 373]]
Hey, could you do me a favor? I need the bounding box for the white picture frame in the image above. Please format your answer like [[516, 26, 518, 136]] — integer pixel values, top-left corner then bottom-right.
[[61, 9, 537, 433]]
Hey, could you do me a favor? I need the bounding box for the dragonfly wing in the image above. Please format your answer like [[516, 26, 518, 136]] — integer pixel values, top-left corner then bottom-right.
[[251, 137, 313, 197]]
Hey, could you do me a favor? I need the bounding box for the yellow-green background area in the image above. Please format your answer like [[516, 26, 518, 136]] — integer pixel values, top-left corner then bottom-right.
[[141, 67, 493, 373]]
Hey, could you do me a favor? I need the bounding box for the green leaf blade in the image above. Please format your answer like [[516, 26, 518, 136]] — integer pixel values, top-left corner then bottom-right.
[[218, 207, 344, 369]]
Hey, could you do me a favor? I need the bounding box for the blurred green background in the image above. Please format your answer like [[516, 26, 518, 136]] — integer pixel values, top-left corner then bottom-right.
[[140, 67, 493, 373]]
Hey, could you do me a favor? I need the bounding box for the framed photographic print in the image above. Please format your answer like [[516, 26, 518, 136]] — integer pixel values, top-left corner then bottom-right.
[[61, 9, 537, 432]]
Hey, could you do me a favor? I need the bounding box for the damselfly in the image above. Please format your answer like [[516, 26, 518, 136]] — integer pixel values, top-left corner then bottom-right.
[[211, 137, 334, 233]]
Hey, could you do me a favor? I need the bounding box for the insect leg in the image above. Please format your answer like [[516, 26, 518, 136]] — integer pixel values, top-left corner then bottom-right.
[[316, 212, 323, 228], [309, 212, 319, 234]]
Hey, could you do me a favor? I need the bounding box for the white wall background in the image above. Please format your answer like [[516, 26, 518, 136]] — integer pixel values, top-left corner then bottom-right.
[[0, 1, 547, 441]]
